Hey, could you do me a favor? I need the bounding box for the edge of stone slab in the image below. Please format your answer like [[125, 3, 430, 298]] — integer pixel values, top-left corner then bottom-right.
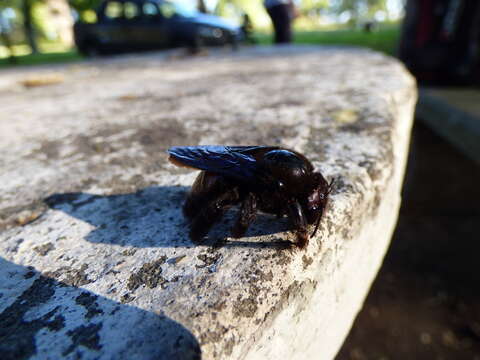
[[0, 46, 418, 360], [242, 76, 417, 360]]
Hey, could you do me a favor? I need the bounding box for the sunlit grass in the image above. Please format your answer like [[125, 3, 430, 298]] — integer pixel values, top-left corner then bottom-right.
[[0, 41, 81, 67], [255, 23, 400, 56], [0, 41, 82, 67], [0, 44, 32, 57], [0, 49, 82, 67]]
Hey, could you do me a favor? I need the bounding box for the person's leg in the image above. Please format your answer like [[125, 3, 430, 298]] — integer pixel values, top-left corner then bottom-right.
[[276, 4, 292, 43], [267, 4, 292, 44]]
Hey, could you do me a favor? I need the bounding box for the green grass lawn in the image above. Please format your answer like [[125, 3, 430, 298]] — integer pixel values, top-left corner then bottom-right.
[[0, 50, 82, 68], [0, 23, 400, 68], [255, 24, 400, 56]]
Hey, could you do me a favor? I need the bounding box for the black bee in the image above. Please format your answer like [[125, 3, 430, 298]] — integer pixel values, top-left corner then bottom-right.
[[168, 146, 334, 249]]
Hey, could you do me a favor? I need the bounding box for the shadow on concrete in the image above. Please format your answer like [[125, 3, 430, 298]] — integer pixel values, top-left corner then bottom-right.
[[0, 257, 201, 360], [44, 186, 293, 249]]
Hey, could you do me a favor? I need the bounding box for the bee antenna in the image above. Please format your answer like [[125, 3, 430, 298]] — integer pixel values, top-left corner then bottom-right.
[[311, 211, 322, 237], [311, 177, 335, 237], [327, 177, 336, 194]]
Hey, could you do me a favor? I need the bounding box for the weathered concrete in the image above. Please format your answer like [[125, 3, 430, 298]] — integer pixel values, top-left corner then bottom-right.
[[0, 46, 416, 359]]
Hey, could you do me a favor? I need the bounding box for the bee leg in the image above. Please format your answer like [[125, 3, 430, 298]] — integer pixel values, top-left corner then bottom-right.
[[287, 200, 309, 249], [231, 193, 257, 238], [183, 172, 221, 221], [188, 189, 239, 243]]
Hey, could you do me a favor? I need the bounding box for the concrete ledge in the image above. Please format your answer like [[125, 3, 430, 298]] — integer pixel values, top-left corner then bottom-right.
[[0, 46, 416, 359]]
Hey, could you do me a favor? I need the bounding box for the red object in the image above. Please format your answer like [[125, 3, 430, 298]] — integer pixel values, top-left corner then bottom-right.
[[398, 0, 480, 85]]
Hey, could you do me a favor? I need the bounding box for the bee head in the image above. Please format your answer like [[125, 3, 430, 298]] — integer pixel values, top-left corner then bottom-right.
[[307, 174, 335, 237]]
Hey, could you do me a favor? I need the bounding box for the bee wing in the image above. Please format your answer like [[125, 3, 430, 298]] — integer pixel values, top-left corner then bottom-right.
[[168, 145, 267, 182], [227, 146, 279, 154]]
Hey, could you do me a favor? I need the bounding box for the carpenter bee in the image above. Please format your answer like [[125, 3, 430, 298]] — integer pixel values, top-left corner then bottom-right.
[[168, 146, 334, 249]]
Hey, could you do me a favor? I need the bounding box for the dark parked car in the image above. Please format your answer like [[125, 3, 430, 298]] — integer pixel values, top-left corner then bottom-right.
[[74, 0, 241, 55]]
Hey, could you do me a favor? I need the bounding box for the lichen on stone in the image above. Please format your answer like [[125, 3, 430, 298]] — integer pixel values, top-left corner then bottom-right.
[[0, 277, 65, 360], [127, 256, 168, 291], [75, 292, 104, 320], [33, 242, 55, 256], [63, 323, 102, 356]]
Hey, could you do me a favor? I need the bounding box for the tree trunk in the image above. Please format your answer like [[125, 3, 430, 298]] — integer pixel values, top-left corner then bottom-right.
[[22, 0, 38, 54], [197, 0, 208, 14], [45, 0, 75, 47]]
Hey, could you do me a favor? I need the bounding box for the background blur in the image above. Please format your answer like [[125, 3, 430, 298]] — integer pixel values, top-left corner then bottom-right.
[[0, 0, 403, 64], [2, 1, 480, 359]]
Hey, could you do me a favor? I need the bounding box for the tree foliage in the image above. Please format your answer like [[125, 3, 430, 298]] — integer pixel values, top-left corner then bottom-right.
[[300, 0, 329, 17], [214, 0, 390, 28], [330, 0, 389, 25]]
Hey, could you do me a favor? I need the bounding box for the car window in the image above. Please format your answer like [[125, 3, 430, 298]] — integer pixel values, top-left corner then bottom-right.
[[104, 1, 123, 21], [143, 2, 159, 17], [169, 1, 196, 17], [158, 2, 176, 18], [124, 2, 140, 20]]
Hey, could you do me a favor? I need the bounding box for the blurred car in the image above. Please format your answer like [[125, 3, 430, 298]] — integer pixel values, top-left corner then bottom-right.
[[74, 0, 241, 55]]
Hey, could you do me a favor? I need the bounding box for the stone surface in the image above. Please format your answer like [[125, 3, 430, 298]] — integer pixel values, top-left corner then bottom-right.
[[0, 46, 416, 359]]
